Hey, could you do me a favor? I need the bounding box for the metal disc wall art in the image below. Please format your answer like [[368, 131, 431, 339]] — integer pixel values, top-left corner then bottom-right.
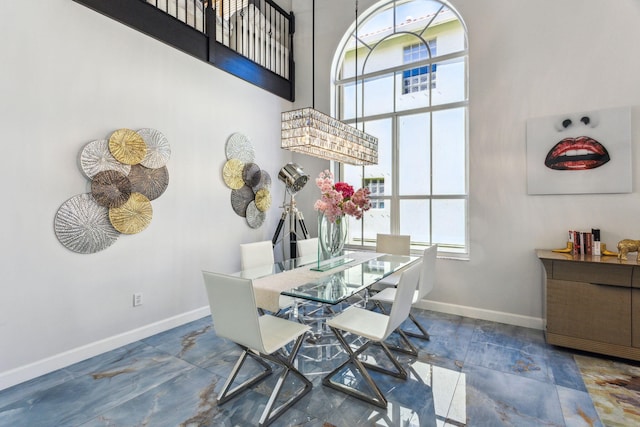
[[109, 192, 153, 234], [252, 170, 272, 193], [54, 193, 120, 254], [225, 132, 255, 163], [243, 162, 261, 188], [109, 128, 147, 165], [254, 188, 272, 212], [91, 170, 132, 208], [246, 201, 266, 228], [230, 185, 254, 217], [80, 139, 131, 179], [55, 127, 171, 253], [222, 132, 272, 228], [223, 158, 245, 190], [128, 164, 169, 201], [137, 128, 171, 169]]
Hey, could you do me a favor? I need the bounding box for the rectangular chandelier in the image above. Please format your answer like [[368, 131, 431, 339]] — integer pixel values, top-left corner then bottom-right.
[[281, 108, 378, 166]]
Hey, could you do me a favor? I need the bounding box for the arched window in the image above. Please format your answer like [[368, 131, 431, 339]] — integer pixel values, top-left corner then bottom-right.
[[332, 0, 468, 256]]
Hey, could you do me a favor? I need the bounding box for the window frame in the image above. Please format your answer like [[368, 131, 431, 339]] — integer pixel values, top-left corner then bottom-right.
[[330, 0, 469, 258]]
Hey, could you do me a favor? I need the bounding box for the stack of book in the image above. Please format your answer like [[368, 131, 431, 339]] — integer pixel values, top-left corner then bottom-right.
[[569, 229, 601, 256]]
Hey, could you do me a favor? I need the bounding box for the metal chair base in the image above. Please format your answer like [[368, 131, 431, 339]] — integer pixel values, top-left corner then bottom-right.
[[322, 326, 407, 409], [217, 334, 312, 427], [373, 301, 431, 341]]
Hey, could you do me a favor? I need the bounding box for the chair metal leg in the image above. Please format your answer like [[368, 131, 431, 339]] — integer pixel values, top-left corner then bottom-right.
[[257, 333, 312, 427], [217, 335, 312, 427], [403, 312, 430, 340], [217, 347, 272, 405], [322, 326, 407, 408], [373, 302, 430, 341]]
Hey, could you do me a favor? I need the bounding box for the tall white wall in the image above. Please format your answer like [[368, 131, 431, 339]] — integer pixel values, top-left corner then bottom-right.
[[0, 0, 293, 389], [294, 0, 640, 325], [3, 0, 640, 390]]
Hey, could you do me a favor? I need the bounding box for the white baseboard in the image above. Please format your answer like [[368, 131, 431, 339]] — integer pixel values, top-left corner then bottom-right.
[[0, 306, 211, 392], [414, 300, 544, 330]]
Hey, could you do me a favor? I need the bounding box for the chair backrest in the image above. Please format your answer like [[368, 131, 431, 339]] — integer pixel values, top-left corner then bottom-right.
[[240, 240, 274, 270], [384, 261, 422, 338], [202, 271, 265, 353], [376, 233, 411, 256], [417, 245, 437, 300], [296, 237, 319, 259]]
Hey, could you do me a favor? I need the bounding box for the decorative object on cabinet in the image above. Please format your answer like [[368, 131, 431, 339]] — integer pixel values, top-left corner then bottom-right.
[[222, 132, 271, 228], [55, 128, 171, 253], [617, 239, 640, 261], [526, 106, 631, 195], [552, 241, 573, 253]]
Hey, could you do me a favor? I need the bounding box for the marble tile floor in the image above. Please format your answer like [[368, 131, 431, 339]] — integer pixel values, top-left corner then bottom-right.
[[0, 308, 636, 426]]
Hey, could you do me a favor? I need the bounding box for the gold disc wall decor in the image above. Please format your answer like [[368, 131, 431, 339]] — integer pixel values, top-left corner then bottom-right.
[[109, 192, 153, 234], [128, 164, 169, 201], [109, 128, 147, 165], [91, 170, 132, 208], [254, 188, 271, 212], [223, 158, 245, 190]]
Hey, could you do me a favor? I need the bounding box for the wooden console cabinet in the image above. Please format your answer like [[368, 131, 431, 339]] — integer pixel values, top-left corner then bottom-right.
[[537, 249, 640, 361]]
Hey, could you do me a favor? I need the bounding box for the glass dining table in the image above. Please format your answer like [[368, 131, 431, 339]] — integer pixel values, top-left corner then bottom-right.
[[231, 250, 420, 311]]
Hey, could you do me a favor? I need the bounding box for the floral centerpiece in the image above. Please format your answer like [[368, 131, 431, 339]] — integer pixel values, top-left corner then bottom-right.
[[313, 170, 371, 223], [313, 170, 370, 257]]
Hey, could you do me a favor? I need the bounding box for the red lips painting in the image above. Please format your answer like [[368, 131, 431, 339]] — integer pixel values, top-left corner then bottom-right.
[[526, 106, 631, 195], [544, 136, 610, 170]]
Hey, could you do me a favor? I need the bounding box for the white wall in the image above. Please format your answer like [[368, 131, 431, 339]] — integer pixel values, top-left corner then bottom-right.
[[0, 0, 293, 389], [4, 0, 640, 390], [295, 0, 640, 325]]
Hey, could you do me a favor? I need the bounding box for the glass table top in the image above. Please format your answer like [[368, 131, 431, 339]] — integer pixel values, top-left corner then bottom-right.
[[281, 253, 419, 305]]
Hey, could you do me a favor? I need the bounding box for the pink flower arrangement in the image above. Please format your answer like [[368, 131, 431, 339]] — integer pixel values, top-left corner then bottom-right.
[[313, 170, 371, 223]]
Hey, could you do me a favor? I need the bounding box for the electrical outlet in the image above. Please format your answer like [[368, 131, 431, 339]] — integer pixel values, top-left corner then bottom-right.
[[133, 292, 143, 307]]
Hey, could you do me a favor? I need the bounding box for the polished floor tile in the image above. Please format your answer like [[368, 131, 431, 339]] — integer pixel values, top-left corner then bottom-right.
[[1, 308, 636, 426]]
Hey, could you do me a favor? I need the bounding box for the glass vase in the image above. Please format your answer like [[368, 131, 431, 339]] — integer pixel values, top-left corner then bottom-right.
[[318, 212, 348, 258]]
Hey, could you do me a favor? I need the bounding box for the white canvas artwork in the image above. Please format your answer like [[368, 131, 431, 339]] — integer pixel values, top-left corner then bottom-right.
[[526, 106, 632, 195]]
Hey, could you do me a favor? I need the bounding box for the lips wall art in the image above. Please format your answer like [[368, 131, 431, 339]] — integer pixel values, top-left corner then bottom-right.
[[526, 106, 632, 195]]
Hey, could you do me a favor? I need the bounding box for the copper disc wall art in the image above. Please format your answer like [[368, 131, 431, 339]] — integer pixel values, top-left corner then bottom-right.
[[80, 139, 131, 179], [55, 127, 171, 253], [109, 192, 153, 234], [128, 164, 169, 201], [109, 128, 147, 165], [91, 170, 132, 208], [54, 193, 120, 254], [137, 128, 171, 169]]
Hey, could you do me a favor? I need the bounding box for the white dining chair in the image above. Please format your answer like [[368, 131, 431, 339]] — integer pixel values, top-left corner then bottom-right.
[[240, 240, 294, 315], [322, 261, 422, 408], [240, 240, 274, 270], [202, 271, 312, 427], [371, 233, 412, 291], [370, 244, 437, 341], [296, 237, 319, 259]]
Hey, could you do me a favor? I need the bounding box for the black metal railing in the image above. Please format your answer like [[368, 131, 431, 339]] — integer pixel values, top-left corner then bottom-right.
[[146, 0, 291, 79]]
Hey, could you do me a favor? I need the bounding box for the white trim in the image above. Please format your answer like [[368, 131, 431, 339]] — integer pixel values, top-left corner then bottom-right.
[[414, 300, 544, 330], [0, 306, 211, 391]]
